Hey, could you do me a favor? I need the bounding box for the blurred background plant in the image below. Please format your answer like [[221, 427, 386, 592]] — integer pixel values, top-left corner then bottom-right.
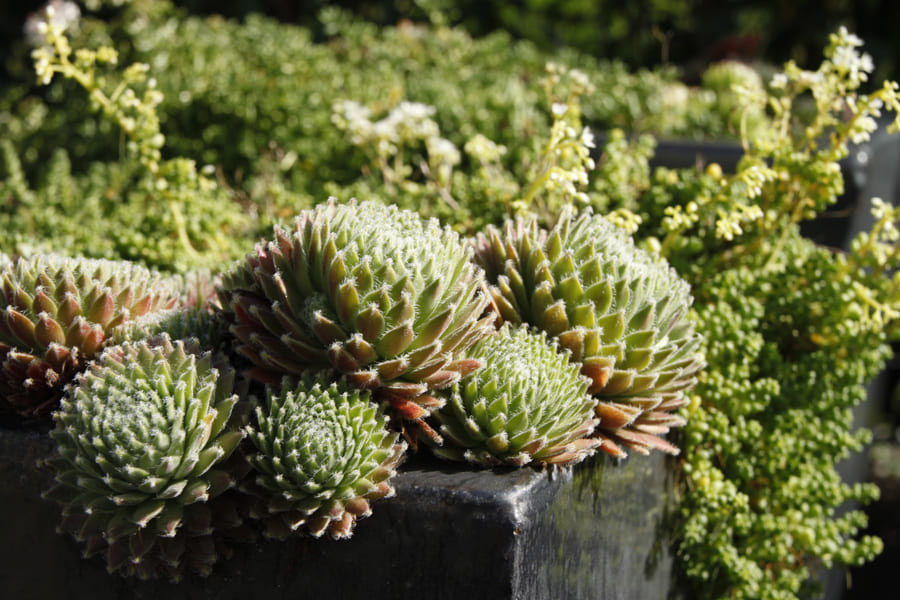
[[9, 0, 896, 79], [0, 0, 783, 264]]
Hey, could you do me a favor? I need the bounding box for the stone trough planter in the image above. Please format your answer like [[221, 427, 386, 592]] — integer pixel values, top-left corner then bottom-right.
[[0, 426, 675, 600]]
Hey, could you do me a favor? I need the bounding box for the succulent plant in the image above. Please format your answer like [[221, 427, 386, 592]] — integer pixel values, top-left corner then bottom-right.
[[244, 375, 406, 540], [473, 211, 704, 457], [0, 254, 179, 418], [431, 324, 599, 467], [111, 307, 231, 354], [219, 198, 494, 438], [42, 335, 250, 581], [175, 268, 222, 310]]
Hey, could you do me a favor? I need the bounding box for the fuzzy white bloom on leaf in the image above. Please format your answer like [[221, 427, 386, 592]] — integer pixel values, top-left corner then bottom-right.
[[850, 115, 879, 144], [581, 127, 596, 149], [662, 82, 690, 110], [835, 26, 864, 48], [551, 102, 569, 117], [334, 99, 443, 158], [426, 137, 461, 166], [24, 0, 80, 46], [871, 197, 889, 220], [391, 101, 435, 122], [465, 134, 507, 163], [568, 69, 594, 94], [332, 100, 376, 146], [371, 119, 398, 143], [770, 73, 789, 89], [833, 45, 874, 83]]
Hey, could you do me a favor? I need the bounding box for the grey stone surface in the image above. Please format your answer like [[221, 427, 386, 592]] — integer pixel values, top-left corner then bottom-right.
[[0, 426, 675, 599]]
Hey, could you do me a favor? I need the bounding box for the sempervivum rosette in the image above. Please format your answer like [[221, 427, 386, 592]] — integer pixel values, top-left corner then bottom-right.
[[0, 255, 179, 418], [219, 198, 494, 438], [474, 210, 704, 457], [244, 375, 406, 540], [430, 323, 600, 467], [42, 335, 250, 581], [111, 307, 231, 354]]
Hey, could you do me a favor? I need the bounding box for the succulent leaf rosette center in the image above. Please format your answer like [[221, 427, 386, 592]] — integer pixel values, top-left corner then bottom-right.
[[245, 376, 406, 540], [219, 199, 494, 438], [431, 324, 600, 467], [43, 335, 246, 581]]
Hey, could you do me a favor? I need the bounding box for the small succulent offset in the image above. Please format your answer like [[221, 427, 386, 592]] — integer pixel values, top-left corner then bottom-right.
[[111, 269, 232, 355], [0, 254, 179, 418], [474, 210, 704, 457], [243, 375, 406, 540], [431, 323, 600, 467], [174, 268, 223, 311], [219, 198, 494, 438], [111, 307, 231, 354], [42, 335, 249, 581]]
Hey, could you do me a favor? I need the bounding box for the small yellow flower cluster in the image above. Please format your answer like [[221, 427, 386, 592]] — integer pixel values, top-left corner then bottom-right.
[[30, 12, 163, 174], [26, 12, 250, 271]]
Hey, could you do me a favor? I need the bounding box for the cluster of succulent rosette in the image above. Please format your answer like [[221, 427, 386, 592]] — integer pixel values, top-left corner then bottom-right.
[[1, 198, 703, 581]]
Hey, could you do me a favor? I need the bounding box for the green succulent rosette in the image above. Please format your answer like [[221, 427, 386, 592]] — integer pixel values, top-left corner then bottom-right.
[[431, 323, 599, 467], [0, 254, 179, 418], [111, 306, 231, 354], [42, 335, 250, 581], [244, 375, 406, 540], [473, 210, 705, 457], [219, 199, 494, 438]]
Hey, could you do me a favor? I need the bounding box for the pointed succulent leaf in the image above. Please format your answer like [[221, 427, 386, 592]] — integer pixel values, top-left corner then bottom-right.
[[0, 255, 180, 419]]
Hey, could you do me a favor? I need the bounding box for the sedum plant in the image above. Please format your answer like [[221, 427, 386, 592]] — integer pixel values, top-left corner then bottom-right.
[[14, 5, 254, 273], [3, 3, 893, 596], [243, 375, 406, 540], [219, 198, 494, 439], [595, 27, 900, 600], [431, 323, 600, 467], [42, 335, 250, 581], [0, 254, 179, 418], [474, 210, 704, 457]]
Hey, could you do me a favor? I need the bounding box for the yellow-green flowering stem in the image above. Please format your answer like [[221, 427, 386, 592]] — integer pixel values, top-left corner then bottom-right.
[[32, 16, 164, 175], [761, 197, 811, 271], [519, 166, 555, 213], [658, 227, 684, 260], [168, 201, 201, 259]]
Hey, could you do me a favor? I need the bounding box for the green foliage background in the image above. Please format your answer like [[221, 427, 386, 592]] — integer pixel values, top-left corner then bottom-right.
[[1, 0, 747, 270]]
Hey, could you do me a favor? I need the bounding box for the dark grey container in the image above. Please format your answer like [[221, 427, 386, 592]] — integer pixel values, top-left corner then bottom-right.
[[0, 426, 675, 600]]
